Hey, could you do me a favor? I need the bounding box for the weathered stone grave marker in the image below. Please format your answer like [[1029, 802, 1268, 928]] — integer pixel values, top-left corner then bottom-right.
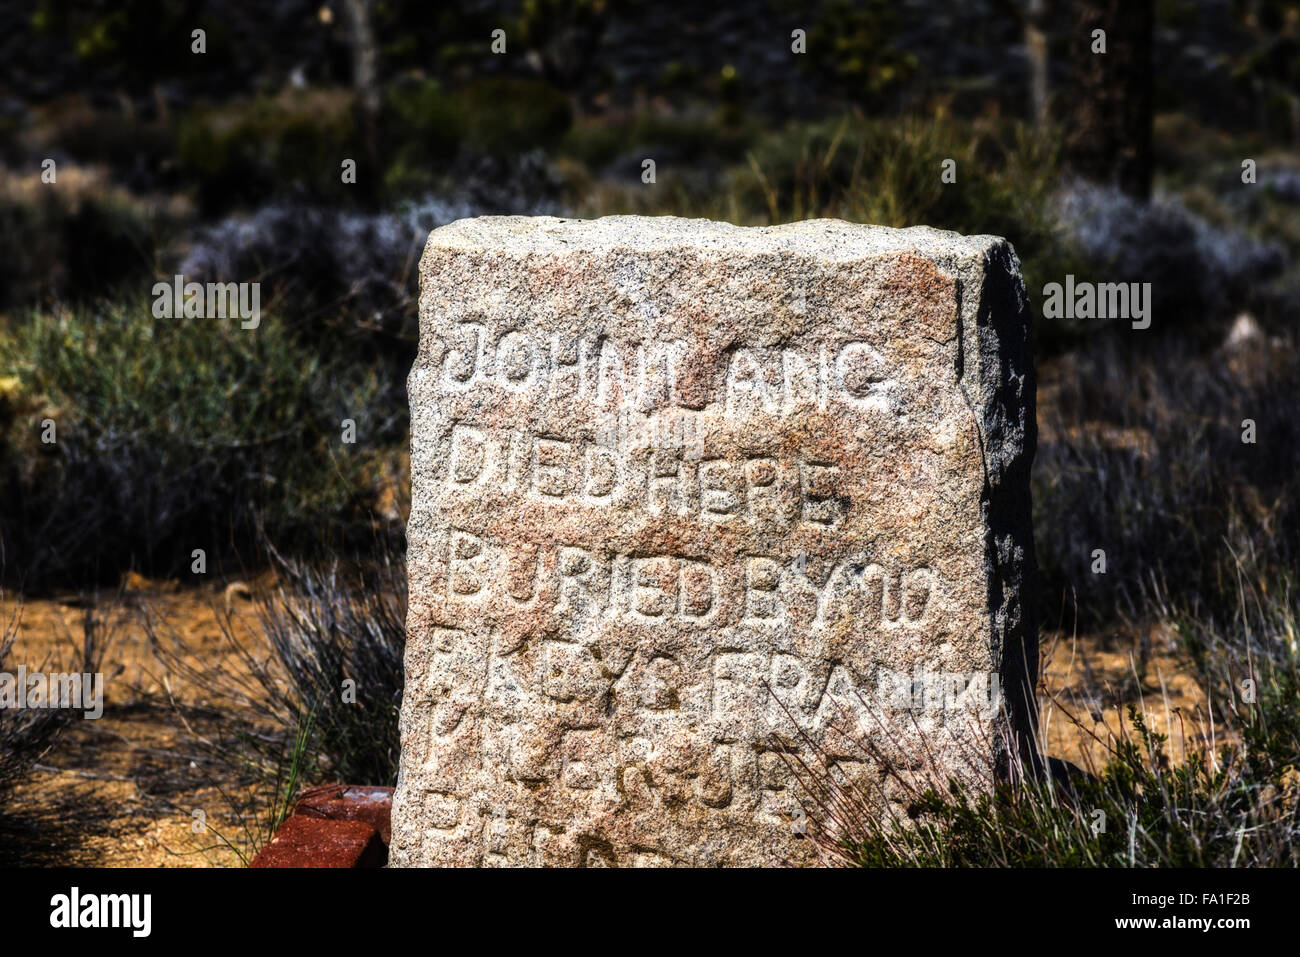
[[391, 216, 1036, 867]]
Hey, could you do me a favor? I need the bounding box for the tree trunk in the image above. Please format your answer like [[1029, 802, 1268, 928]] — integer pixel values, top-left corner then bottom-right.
[[1025, 0, 1051, 130], [341, 0, 381, 176], [1064, 0, 1154, 201]]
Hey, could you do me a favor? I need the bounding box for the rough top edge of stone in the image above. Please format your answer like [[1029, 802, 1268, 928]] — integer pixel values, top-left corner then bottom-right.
[[422, 215, 1009, 264]]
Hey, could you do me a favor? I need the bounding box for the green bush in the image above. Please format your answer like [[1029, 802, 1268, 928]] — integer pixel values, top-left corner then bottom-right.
[[581, 113, 1093, 352], [0, 299, 385, 589], [456, 76, 573, 157], [30, 97, 177, 187], [382, 76, 572, 195], [381, 78, 467, 196], [559, 108, 754, 170], [0, 167, 159, 309], [731, 116, 1089, 338], [176, 90, 358, 213], [384, 79, 466, 159], [795, 0, 916, 110]]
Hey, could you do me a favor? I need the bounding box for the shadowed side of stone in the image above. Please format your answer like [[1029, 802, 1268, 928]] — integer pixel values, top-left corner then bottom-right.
[[392, 215, 1037, 867]]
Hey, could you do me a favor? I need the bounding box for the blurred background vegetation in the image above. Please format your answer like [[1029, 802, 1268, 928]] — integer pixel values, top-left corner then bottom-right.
[[0, 0, 1294, 619], [1, 0, 1296, 605], [0, 0, 1295, 613]]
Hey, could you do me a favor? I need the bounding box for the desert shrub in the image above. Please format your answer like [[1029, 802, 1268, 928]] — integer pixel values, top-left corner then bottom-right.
[[256, 550, 406, 785], [383, 76, 573, 196], [0, 597, 108, 801], [1052, 182, 1288, 344], [178, 201, 426, 354], [150, 544, 406, 792], [0, 165, 161, 310], [559, 108, 755, 173], [455, 76, 574, 157], [0, 299, 386, 590], [797, 577, 1300, 867], [26, 96, 180, 194], [1033, 335, 1300, 630], [720, 116, 1090, 351], [842, 702, 1297, 867], [176, 89, 358, 214], [0, 613, 65, 799], [1155, 120, 1300, 334], [177, 165, 563, 350]]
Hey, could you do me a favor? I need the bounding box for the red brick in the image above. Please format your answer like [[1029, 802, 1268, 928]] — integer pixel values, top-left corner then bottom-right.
[[294, 784, 394, 845], [250, 814, 386, 868]]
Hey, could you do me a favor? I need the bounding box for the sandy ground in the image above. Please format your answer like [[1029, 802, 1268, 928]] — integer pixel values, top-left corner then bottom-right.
[[0, 575, 1218, 867], [1, 575, 274, 866], [1039, 625, 1222, 773]]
